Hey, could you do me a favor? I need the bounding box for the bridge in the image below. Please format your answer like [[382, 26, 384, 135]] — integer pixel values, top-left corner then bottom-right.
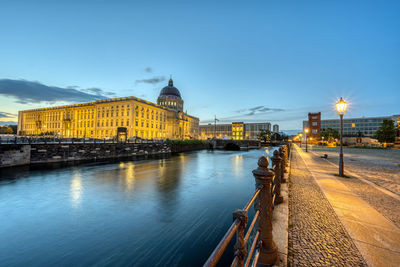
[[207, 139, 261, 150]]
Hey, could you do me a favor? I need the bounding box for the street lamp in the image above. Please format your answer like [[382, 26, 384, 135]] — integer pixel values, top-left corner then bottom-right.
[[304, 128, 309, 152], [299, 133, 303, 147], [335, 97, 348, 177]]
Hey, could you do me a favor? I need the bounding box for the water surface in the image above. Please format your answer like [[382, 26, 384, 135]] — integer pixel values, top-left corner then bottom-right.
[[0, 148, 275, 266]]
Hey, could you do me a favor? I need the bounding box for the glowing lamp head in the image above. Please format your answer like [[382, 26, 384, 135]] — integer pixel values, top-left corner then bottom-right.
[[335, 97, 348, 115], [304, 128, 309, 134]]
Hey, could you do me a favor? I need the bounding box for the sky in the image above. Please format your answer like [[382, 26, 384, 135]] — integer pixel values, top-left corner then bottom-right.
[[0, 0, 399, 132]]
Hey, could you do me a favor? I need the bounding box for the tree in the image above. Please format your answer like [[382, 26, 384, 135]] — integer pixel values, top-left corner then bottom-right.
[[373, 119, 396, 143], [258, 129, 271, 142], [320, 128, 339, 142]]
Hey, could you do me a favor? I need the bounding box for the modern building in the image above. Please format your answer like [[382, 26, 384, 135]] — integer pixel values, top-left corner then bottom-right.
[[199, 122, 271, 140], [303, 114, 400, 138], [273, 124, 279, 133], [17, 78, 200, 140]]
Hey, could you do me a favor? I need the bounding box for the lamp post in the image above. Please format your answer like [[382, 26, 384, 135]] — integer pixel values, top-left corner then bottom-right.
[[304, 128, 309, 152], [335, 97, 348, 177], [299, 133, 303, 147]]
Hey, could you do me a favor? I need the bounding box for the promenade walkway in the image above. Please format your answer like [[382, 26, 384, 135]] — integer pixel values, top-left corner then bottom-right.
[[289, 144, 400, 266]]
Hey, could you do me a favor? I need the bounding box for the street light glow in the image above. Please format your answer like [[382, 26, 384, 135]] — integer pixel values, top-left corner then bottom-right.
[[335, 97, 348, 115]]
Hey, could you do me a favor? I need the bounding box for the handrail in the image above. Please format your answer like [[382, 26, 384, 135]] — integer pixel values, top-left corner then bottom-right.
[[203, 219, 240, 267], [244, 231, 260, 267], [244, 210, 259, 244], [204, 143, 291, 267], [204, 185, 263, 267], [243, 186, 262, 212]]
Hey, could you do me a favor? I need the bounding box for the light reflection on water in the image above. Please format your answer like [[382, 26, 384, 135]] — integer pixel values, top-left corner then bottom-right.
[[0, 148, 277, 267], [70, 172, 83, 208]]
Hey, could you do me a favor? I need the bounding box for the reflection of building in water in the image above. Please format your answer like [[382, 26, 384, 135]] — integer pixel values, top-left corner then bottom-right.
[[17, 78, 199, 140], [70, 172, 83, 208], [156, 156, 185, 213], [199, 122, 272, 140], [232, 155, 244, 176]]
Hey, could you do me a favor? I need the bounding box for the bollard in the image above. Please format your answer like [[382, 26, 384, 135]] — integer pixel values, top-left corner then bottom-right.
[[279, 147, 287, 183], [233, 209, 248, 267], [271, 150, 283, 205], [252, 156, 278, 266]]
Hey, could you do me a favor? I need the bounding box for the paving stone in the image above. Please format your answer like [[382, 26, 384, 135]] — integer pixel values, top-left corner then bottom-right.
[[288, 150, 367, 266]]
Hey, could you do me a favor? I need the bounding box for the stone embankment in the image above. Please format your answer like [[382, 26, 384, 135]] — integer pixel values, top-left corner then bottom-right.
[[1, 142, 172, 168], [0, 142, 212, 168]]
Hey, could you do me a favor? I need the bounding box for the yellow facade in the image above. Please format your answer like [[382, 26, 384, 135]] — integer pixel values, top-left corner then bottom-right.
[[18, 96, 199, 140], [232, 122, 244, 140]]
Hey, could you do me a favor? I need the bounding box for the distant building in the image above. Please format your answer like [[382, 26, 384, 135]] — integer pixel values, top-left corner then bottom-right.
[[303, 114, 400, 138], [199, 122, 271, 140], [307, 112, 321, 139], [273, 124, 279, 133], [17, 78, 199, 140]]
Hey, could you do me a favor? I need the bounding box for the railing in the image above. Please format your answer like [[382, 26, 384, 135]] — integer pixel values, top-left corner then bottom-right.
[[204, 143, 291, 267], [0, 137, 166, 145]]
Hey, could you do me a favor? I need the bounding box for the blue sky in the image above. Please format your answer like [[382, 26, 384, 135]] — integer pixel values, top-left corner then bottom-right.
[[0, 0, 399, 131]]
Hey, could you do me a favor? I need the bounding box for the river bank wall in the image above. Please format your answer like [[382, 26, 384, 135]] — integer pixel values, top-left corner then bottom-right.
[[0, 143, 173, 168]]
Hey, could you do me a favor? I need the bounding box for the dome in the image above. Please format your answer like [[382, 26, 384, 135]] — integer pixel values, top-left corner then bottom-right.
[[159, 78, 181, 99]]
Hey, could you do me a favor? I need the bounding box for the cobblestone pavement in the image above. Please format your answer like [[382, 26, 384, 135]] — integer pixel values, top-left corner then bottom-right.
[[309, 146, 400, 229], [288, 149, 367, 266]]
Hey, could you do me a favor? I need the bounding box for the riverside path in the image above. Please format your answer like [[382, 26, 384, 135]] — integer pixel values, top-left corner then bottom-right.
[[288, 144, 400, 267]]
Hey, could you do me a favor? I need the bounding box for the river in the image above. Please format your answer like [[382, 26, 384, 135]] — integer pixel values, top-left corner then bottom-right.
[[0, 148, 276, 266]]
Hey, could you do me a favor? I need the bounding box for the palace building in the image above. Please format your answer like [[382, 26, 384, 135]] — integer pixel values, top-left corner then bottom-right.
[[17, 78, 199, 140]]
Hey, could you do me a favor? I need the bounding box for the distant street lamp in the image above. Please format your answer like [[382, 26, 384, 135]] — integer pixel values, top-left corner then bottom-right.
[[304, 128, 309, 152], [299, 133, 303, 147], [335, 97, 348, 177]]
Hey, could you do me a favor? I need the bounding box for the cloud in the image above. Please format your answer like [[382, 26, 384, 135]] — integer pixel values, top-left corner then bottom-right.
[[0, 121, 17, 126], [201, 106, 287, 124], [0, 111, 16, 118], [135, 76, 166, 85], [236, 106, 285, 116], [144, 67, 152, 73], [0, 79, 115, 104], [81, 87, 116, 97]]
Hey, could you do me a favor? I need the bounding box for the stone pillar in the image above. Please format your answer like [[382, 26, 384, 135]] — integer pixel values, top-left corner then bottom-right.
[[252, 156, 278, 266], [279, 147, 287, 183], [271, 150, 283, 205]]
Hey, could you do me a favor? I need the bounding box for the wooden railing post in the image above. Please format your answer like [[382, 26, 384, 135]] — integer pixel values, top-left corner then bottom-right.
[[271, 150, 283, 205], [252, 156, 278, 266], [233, 209, 248, 267]]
